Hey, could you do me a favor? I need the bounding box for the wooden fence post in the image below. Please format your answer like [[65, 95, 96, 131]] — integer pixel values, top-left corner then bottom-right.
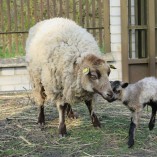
[[104, 0, 111, 52]]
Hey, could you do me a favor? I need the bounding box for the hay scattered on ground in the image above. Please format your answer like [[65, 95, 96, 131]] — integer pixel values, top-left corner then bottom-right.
[[0, 93, 157, 157]]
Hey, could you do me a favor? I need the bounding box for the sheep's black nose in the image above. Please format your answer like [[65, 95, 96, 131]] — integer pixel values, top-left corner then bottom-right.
[[107, 91, 113, 98]]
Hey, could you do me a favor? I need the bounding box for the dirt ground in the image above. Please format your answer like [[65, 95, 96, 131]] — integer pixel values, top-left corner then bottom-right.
[[0, 93, 157, 157]]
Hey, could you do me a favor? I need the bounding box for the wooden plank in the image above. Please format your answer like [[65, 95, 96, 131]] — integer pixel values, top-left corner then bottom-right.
[[73, 0, 76, 21], [0, 0, 5, 55], [6, 0, 12, 54], [13, 0, 19, 54], [27, 0, 30, 28], [59, 0, 63, 17], [21, 0, 25, 53], [79, 0, 83, 26], [121, 0, 129, 82], [66, 0, 69, 18], [98, 0, 102, 47], [155, 0, 157, 57], [128, 0, 132, 58], [147, 0, 156, 76], [85, 0, 89, 28], [156, 0, 157, 26], [104, 0, 111, 52], [135, 0, 139, 58], [128, 58, 148, 64], [53, 0, 56, 17], [40, 0, 44, 20], [92, 0, 96, 36], [0, 0, 3, 32], [128, 25, 147, 29], [34, 0, 38, 22], [0, 0, 1, 32], [0, 31, 28, 34], [140, 0, 146, 58], [47, 0, 50, 18]]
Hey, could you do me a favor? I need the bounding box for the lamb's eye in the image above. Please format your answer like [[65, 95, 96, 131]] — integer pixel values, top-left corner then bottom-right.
[[107, 70, 110, 76], [90, 75, 98, 80]]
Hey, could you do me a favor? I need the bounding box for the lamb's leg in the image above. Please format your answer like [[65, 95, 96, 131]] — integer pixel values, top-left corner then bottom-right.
[[57, 103, 67, 137], [149, 105, 157, 130], [65, 103, 78, 119], [85, 100, 101, 128], [128, 111, 141, 148]]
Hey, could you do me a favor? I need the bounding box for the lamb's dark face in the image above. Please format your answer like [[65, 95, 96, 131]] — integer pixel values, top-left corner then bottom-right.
[[110, 81, 128, 100], [81, 55, 115, 102]]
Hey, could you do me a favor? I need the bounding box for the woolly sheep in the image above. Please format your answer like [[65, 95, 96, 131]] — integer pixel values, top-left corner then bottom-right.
[[110, 77, 157, 147], [26, 17, 114, 136]]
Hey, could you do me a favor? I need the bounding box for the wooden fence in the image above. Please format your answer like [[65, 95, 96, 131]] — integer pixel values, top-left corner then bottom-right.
[[0, 0, 110, 58]]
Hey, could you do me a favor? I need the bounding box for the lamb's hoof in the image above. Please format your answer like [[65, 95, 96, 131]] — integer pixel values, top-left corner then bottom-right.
[[59, 123, 67, 137], [91, 114, 101, 128], [149, 122, 155, 130], [128, 139, 134, 148], [67, 111, 79, 119]]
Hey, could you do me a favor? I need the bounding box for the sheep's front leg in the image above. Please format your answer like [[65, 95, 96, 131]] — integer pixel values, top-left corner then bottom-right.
[[149, 105, 157, 130], [57, 104, 67, 137], [128, 111, 141, 148], [85, 100, 101, 128]]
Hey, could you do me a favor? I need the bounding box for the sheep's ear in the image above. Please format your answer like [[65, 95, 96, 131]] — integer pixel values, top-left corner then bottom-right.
[[121, 82, 129, 88], [109, 64, 116, 69], [83, 67, 90, 75]]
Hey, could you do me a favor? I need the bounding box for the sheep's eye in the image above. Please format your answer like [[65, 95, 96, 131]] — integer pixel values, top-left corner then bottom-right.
[[90, 75, 98, 80]]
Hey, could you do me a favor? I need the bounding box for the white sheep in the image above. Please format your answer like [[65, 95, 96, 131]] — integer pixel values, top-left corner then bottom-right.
[[110, 77, 157, 147], [26, 17, 114, 136]]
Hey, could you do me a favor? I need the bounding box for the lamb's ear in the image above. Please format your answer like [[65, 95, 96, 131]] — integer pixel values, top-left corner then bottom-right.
[[82, 67, 90, 75], [121, 82, 129, 88]]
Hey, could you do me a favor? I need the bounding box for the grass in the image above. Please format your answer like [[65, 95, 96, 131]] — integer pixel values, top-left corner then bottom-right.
[[0, 43, 25, 59], [0, 93, 157, 157], [0, 42, 104, 59]]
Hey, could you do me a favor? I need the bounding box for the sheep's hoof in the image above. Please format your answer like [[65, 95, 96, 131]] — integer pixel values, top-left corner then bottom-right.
[[59, 123, 67, 137], [128, 139, 134, 148], [67, 111, 79, 119], [91, 114, 101, 128], [149, 122, 155, 130], [37, 115, 45, 129]]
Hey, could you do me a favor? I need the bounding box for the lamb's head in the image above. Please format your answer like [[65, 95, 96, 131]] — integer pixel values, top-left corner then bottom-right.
[[110, 80, 129, 100], [80, 54, 115, 102]]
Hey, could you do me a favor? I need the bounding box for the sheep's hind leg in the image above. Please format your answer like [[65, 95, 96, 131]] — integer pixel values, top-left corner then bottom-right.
[[37, 85, 46, 127], [38, 105, 45, 126], [65, 103, 78, 119], [57, 103, 67, 137], [149, 104, 157, 130], [85, 100, 101, 128]]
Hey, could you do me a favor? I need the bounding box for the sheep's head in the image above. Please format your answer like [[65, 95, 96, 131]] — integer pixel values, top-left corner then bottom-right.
[[80, 54, 115, 102], [110, 80, 129, 100]]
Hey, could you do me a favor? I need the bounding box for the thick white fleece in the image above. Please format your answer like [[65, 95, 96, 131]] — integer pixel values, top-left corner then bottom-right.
[[26, 18, 103, 104]]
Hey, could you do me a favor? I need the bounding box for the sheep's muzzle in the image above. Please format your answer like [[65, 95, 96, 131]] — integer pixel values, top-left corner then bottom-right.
[[93, 88, 116, 102]]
